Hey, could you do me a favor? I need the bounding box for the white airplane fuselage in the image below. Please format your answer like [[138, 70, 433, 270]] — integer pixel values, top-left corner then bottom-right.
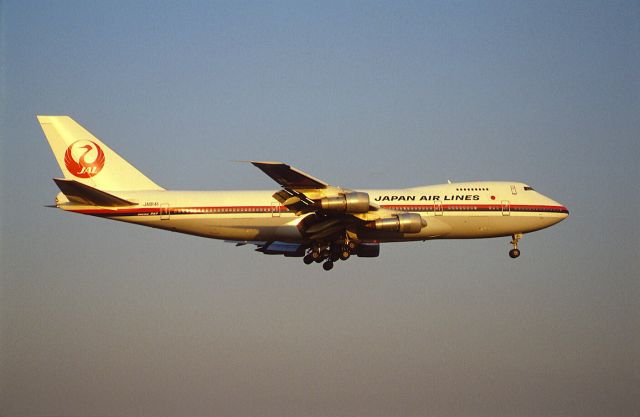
[[39, 115, 568, 267], [58, 181, 568, 243]]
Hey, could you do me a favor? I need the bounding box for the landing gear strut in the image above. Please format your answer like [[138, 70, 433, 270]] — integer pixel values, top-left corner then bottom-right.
[[509, 233, 522, 258], [311, 246, 324, 263]]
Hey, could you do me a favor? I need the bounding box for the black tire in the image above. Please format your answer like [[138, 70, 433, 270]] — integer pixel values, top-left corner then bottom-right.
[[509, 249, 521, 258], [303, 254, 314, 265], [330, 252, 340, 262], [323, 261, 334, 271], [340, 251, 350, 261]]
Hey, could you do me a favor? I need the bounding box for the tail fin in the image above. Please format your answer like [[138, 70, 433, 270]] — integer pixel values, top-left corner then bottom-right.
[[37, 116, 163, 191]]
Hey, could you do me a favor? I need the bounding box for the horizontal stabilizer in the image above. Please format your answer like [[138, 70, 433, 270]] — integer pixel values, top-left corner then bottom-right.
[[53, 178, 135, 207]]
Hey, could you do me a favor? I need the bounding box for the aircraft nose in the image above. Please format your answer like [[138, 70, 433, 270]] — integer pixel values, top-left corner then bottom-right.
[[547, 196, 569, 221], [558, 205, 569, 220]]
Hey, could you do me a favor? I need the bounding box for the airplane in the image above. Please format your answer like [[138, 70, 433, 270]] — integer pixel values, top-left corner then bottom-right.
[[38, 116, 569, 271]]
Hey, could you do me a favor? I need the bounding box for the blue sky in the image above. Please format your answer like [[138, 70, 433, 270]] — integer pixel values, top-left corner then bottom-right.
[[1, 1, 638, 416]]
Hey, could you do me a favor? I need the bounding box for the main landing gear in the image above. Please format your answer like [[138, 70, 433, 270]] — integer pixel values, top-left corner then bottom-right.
[[509, 233, 523, 258], [303, 239, 358, 271]]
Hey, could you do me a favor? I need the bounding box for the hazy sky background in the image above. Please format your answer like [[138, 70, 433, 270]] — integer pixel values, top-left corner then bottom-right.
[[1, 1, 638, 416]]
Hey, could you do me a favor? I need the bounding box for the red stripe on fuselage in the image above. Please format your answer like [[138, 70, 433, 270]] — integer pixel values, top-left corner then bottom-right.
[[65, 204, 569, 217], [383, 203, 569, 212]]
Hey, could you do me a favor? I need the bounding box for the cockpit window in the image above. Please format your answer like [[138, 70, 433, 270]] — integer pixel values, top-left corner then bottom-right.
[[524, 186, 535, 191]]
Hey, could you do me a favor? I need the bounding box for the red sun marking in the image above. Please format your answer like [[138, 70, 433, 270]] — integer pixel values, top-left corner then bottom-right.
[[64, 140, 105, 178], [491, 195, 496, 200]]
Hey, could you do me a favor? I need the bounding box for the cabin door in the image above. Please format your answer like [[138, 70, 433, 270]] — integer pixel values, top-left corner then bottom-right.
[[501, 200, 510, 216], [160, 203, 170, 220], [271, 202, 281, 217], [434, 201, 443, 216]]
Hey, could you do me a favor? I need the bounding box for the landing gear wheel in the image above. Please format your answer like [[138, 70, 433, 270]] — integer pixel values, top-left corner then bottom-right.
[[329, 252, 340, 262], [509, 248, 520, 259], [303, 254, 314, 265], [322, 261, 334, 271], [339, 250, 351, 261]]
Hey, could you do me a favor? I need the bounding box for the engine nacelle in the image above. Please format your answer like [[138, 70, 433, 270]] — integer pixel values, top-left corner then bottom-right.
[[369, 213, 425, 233], [319, 192, 370, 214], [356, 243, 380, 257]]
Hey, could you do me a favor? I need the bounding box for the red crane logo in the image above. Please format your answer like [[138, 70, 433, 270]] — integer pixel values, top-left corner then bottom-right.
[[64, 140, 105, 178]]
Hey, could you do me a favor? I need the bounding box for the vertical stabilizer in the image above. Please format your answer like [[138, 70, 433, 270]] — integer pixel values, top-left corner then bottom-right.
[[37, 116, 163, 191]]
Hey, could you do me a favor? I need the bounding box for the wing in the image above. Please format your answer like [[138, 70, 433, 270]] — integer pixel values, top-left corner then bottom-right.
[[225, 240, 306, 257], [251, 160, 378, 214], [250, 161, 384, 242], [251, 161, 329, 190], [245, 162, 425, 264], [251, 161, 331, 214]]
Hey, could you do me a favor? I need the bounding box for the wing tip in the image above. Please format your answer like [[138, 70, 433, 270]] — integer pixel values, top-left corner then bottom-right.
[[250, 160, 287, 166], [36, 115, 70, 124]]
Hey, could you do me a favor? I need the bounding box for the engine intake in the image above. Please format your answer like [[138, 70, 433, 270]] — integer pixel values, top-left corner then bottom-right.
[[319, 192, 370, 214], [368, 213, 425, 233]]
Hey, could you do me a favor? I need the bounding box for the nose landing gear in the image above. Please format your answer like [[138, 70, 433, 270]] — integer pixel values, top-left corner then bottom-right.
[[509, 233, 523, 258]]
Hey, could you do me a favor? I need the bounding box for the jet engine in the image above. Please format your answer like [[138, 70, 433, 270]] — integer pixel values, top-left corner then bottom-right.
[[319, 192, 370, 214], [367, 213, 425, 233], [356, 243, 380, 257]]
